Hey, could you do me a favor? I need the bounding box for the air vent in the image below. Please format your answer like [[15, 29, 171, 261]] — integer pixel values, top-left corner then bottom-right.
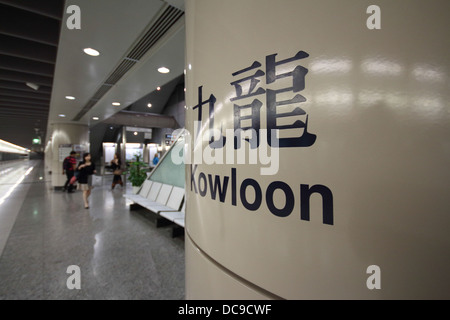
[[75, 100, 97, 119], [92, 83, 114, 100], [126, 6, 183, 61], [72, 4, 184, 121]]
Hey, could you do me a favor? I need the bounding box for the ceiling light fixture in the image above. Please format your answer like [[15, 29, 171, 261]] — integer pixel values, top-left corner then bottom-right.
[[147, 103, 152, 108], [112, 102, 121, 106], [92, 117, 99, 120], [133, 132, 138, 136], [83, 48, 100, 56], [158, 67, 170, 73], [156, 86, 161, 91], [26, 82, 39, 90], [65, 96, 75, 100], [58, 114, 66, 118]]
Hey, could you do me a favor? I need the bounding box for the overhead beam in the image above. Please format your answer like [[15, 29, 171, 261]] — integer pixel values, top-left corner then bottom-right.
[[0, 101, 49, 109], [0, 113, 47, 120], [0, 106, 48, 112], [0, 55, 55, 77], [0, 69, 53, 87], [0, 88, 51, 101], [0, 111, 48, 118], [0, 105, 48, 112], [0, 34, 56, 64], [0, 80, 51, 93], [0, 0, 64, 21], [0, 96, 50, 106], [0, 4, 61, 46]]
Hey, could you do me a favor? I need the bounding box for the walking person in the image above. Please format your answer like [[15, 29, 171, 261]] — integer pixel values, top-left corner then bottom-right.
[[63, 151, 77, 193], [76, 153, 96, 209], [152, 153, 159, 166], [110, 153, 123, 189]]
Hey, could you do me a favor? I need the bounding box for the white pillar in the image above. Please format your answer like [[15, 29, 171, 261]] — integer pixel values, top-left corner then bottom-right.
[[184, 0, 450, 299], [47, 123, 89, 188]]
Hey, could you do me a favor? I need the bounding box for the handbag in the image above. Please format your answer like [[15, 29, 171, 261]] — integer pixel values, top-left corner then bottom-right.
[[113, 168, 123, 175], [92, 175, 102, 186]]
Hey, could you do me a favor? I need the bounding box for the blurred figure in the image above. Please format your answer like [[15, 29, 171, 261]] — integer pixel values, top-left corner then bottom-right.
[[62, 151, 77, 193], [76, 153, 96, 209], [152, 153, 159, 166], [110, 153, 123, 190]]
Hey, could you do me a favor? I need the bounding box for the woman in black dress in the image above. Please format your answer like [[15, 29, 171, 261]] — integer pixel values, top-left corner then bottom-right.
[[110, 153, 123, 189], [77, 153, 96, 209]]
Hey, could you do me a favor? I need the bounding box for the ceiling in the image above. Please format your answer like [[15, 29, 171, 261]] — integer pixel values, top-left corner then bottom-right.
[[0, 0, 185, 151], [0, 0, 64, 149]]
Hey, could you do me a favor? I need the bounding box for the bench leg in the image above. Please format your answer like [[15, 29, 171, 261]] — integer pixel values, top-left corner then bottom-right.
[[155, 217, 173, 228], [129, 203, 142, 211], [171, 226, 184, 238]]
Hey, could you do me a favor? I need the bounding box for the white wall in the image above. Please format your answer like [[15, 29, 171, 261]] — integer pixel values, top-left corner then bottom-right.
[[185, 0, 450, 299]]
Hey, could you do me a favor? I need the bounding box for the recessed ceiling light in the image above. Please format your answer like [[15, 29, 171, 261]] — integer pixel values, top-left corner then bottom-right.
[[133, 132, 138, 136], [26, 82, 39, 90], [147, 103, 152, 108], [65, 96, 75, 100], [92, 117, 99, 120], [112, 102, 121, 106], [58, 114, 66, 118], [83, 48, 100, 56], [158, 67, 170, 73], [157, 86, 161, 91]]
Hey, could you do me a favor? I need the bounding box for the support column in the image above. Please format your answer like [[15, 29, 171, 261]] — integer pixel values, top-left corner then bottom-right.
[[184, 0, 450, 300], [121, 126, 127, 185], [47, 123, 89, 189]]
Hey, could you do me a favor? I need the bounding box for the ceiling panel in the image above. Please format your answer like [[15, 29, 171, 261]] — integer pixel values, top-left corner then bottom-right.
[[0, 0, 185, 151], [48, 0, 166, 125], [0, 3, 61, 45], [82, 17, 186, 124], [0, 0, 64, 149]]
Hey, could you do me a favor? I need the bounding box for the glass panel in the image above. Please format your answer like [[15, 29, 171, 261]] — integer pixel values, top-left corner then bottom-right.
[[148, 134, 185, 188]]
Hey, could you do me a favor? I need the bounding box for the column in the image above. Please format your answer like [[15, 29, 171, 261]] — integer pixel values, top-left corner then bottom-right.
[[47, 123, 89, 189]]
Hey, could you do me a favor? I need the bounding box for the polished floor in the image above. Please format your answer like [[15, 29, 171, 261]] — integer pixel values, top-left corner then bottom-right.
[[0, 159, 185, 300]]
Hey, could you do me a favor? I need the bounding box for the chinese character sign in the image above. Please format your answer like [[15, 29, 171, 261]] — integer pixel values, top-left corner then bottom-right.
[[193, 50, 316, 150]]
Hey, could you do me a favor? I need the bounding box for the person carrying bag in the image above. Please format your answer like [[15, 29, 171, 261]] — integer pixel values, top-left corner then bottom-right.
[[111, 153, 123, 190]]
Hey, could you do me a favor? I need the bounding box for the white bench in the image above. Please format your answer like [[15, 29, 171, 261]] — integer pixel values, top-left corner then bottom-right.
[[160, 201, 185, 227], [159, 201, 185, 237], [123, 180, 185, 234]]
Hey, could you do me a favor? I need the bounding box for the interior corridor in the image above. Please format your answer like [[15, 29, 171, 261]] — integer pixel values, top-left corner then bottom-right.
[[0, 159, 185, 299]]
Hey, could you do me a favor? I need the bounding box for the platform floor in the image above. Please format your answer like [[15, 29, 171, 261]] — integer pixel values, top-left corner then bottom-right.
[[0, 160, 185, 300]]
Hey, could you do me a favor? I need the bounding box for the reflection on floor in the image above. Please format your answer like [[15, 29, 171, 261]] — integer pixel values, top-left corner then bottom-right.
[[0, 160, 185, 300]]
